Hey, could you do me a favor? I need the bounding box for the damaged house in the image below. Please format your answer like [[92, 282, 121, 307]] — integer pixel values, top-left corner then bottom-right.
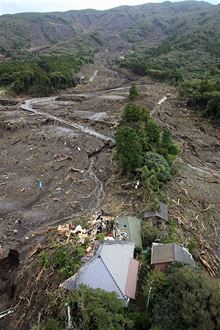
[[60, 240, 139, 304], [114, 216, 142, 248], [144, 202, 168, 231], [151, 242, 195, 272]]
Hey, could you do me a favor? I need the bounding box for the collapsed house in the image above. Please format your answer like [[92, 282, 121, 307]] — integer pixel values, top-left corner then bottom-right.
[[144, 202, 168, 230], [151, 243, 195, 272], [114, 216, 142, 248], [60, 240, 139, 304]]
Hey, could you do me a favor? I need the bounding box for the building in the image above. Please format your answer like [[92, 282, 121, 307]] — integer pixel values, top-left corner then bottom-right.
[[151, 243, 195, 272], [60, 241, 139, 304], [114, 216, 142, 248], [144, 202, 168, 230]]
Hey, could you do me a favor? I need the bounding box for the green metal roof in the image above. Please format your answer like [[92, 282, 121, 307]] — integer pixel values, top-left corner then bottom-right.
[[115, 216, 142, 248]]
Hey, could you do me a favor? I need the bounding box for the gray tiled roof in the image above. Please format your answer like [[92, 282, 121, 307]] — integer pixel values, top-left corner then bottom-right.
[[151, 243, 195, 267], [60, 241, 138, 301], [144, 202, 168, 221]]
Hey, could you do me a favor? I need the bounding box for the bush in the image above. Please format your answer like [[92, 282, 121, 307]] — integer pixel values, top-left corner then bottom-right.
[[39, 245, 85, 280], [32, 318, 61, 330], [141, 223, 158, 246]]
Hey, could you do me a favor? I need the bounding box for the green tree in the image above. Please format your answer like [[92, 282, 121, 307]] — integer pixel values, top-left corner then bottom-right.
[[122, 103, 149, 126], [160, 128, 179, 164], [143, 151, 171, 183], [205, 92, 220, 119], [145, 119, 161, 147], [144, 266, 220, 330], [116, 126, 142, 176], [129, 83, 139, 101], [66, 286, 134, 330]]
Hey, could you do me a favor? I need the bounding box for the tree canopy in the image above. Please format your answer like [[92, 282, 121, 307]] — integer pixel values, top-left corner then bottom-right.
[[143, 266, 220, 330]]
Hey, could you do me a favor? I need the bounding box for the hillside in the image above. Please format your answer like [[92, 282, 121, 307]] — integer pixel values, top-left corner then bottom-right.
[[0, 1, 218, 56]]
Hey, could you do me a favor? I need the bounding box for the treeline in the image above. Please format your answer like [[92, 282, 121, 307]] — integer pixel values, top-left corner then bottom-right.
[[119, 40, 220, 122], [182, 79, 220, 121], [132, 264, 220, 330], [0, 53, 92, 96], [115, 96, 179, 202]]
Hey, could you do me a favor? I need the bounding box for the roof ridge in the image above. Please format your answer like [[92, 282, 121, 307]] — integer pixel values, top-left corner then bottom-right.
[[127, 217, 132, 240], [173, 243, 176, 260], [100, 256, 126, 300]]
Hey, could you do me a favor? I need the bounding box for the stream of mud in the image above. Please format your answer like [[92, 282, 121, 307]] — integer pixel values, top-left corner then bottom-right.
[[20, 98, 115, 144]]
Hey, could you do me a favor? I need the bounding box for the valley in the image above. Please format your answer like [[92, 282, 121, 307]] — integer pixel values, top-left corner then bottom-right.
[[0, 1, 220, 328], [0, 51, 219, 264]]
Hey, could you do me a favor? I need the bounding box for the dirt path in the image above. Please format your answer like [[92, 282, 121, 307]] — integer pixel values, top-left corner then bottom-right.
[[20, 98, 115, 143]]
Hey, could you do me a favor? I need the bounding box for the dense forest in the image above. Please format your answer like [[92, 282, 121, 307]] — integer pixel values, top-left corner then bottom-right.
[[0, 53, 93, 95]]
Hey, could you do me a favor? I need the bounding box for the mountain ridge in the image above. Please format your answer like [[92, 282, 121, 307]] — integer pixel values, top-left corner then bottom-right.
[[0, 1, 218, 56]]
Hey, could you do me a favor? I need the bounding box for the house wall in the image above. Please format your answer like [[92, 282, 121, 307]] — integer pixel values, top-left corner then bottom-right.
[[153, 262, 170, 272]]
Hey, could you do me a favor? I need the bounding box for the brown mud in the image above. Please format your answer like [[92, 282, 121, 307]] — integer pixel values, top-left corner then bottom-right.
[[0, 52, 219, 327]]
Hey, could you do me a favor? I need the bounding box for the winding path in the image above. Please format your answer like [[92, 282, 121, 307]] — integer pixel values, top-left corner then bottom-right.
[[20, 98, 115, 144]]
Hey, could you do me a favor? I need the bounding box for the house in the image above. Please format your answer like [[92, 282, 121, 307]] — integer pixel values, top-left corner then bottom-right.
[[144, 202, 168, 230], [151, 243, 195, 272], [114, 216, 142, 248], [60, 241, 139, 304]]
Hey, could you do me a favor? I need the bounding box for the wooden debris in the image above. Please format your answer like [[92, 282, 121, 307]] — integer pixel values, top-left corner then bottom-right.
[[198, 256, 216, 276], [0, 308, 14, 319], [202, 204, 213, 212], [56, 155, 73, 162], [68, 167, 84, 173]]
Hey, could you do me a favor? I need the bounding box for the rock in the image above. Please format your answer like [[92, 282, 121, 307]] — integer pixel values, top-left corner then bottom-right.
[[0, 99, 19, 106]]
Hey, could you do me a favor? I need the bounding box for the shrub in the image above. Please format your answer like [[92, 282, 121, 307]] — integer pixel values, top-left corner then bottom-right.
[[129, 83, 139, 101], [141, 224, 158, 246]]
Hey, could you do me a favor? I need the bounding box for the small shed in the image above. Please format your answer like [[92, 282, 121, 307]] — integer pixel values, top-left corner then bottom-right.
[[151, 243, 195, 272], [144, 202, 168, 230], [115, 216, 142, 248]]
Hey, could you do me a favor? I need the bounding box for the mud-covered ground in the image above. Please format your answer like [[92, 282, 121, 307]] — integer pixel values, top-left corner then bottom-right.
[[0, 52, 220, 324]]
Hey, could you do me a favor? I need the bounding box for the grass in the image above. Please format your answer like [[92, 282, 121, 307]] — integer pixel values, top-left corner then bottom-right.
[[162, 218, 182, 244], [39, 244, 85, 280]]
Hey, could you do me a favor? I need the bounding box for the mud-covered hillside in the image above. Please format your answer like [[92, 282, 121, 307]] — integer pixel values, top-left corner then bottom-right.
[[0, 52, 220, 329]]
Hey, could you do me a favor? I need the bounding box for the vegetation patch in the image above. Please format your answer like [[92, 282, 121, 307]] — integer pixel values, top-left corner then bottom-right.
[[115, 94, 179, 204], [0, 53, 93, 96], [119, 44, 220, 122]]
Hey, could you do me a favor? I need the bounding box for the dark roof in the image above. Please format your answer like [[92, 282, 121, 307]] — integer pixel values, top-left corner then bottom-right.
[[151, 243, 195, 267], [115, 216, 142, 247], [60, 241, 139, 301], [144, 202, 168, 221]]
